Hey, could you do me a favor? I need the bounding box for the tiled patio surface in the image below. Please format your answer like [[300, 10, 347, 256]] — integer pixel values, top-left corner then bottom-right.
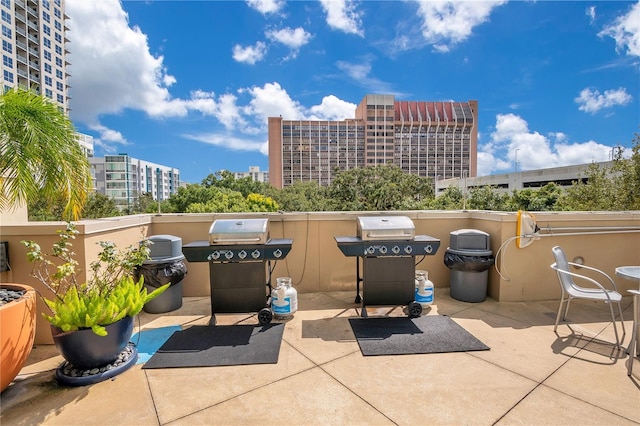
[[2, 288, 639, 425]]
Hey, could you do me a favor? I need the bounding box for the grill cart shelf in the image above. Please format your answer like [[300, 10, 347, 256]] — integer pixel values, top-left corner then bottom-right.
[[335, 216, 440, 318], [182, 219, 292, 326]]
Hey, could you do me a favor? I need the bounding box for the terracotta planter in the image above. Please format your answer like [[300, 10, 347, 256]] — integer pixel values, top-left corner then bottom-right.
[[0, 284, 37, 393], [51, 316, 134, 370]]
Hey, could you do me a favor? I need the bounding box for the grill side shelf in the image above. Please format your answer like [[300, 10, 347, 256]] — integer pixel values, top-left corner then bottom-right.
[[335, 236, 441, 257], [182, 239, 293, 262]]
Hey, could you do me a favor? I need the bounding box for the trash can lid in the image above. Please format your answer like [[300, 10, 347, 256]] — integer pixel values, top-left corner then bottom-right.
[[445, 248, 493, 257], [142, 253, 185, 264]]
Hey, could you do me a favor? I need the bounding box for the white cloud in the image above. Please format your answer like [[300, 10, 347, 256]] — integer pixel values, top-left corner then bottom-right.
[[267, 27, 312, 49], [336, 58, 402, 95], [575, 87, 632, 114], [308, 95, 356, 121], [413, 0, 507, 52], [232, 41, 268, 64], [66, 0, 184, 123], [599, 1, 640, 57], [477, 113, 614, 176], [319, 0, 364, 36], [586, 6, 596, 25], [246, 0, 285, 15], [266, 27, 312, 59]]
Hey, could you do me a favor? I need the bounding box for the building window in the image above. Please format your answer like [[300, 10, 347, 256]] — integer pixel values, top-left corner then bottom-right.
[[43, 11, 50, 23], [43, 38, 51, 48], [44, 50, 51, 60], [55, 45, 62, 55], [56, 93, 63, 103], [3, 70, 13, 83], [54, 32, 61, 43], [54, 20, 61, 31], [55, 56, 62, 67], [53, 8, 61, 19], [44, 63, 51, 73], [1, 10, 10, 24], [45, 76, 52, 86], [43, 24, 50, 36], [55, 69, 62, 79], [56, 81, 62, 91], [2, 24, 11, 38], [42, 0, 50, 9], [0, 0, 10, 8], [2, 54, 12, 68], [2, 40, 11, 53]]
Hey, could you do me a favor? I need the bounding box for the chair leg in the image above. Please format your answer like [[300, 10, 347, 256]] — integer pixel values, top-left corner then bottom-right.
[[554, 296, 566, 332], [608, 302, 623, 349], [563, 297, 572, 321], [630, 294, 640, 376]]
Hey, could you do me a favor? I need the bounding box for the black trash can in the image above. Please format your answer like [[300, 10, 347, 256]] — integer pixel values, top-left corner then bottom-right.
[[444, 229, 494, 302], [135, 235, 187, 313]]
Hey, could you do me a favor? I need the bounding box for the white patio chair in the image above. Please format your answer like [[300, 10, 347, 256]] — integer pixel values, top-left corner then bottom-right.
[[550, 246, 625, 348], [628, 289, 640, 376]]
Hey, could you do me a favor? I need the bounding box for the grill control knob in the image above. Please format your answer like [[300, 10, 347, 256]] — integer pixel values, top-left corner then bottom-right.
[[392, 245, 400, 254], [224, 251, 234, 259], [379, 246, 388, 255], [366, 246, 375, 255], [238, 250, 247, 259], [251, 249, 260, 259], [210, 251, 221, 260], [404, 245, 413, 254], [273, 249, 283, 258], [425, 245, 433, 254]]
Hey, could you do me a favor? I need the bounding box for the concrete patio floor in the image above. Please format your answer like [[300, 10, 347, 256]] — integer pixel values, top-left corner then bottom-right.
[[2, 288, 639, 425]]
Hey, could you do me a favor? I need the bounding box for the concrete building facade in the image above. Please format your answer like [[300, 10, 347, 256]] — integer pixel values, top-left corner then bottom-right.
[[90, 154, 180, 211], [435, 161, 615, 195], [233, 166, 269, 183], [1, 0, 70, 113], [268, 94, 477, 188]]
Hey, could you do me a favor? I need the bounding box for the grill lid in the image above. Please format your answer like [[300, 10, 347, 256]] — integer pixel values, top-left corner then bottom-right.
[[209, 218, 269, 245], [357, 216, 415, 241]]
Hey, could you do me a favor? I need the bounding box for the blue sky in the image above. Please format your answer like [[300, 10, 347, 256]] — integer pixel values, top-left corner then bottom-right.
[[65, 0, 640, 183]]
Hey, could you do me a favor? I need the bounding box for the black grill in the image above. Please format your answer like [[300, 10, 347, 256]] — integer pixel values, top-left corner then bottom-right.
[[335, 216, 440, 318], [182, 219, 293, 325]]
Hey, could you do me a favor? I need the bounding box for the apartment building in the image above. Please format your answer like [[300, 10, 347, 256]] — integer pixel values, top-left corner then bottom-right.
[[232, 166, 269, 183], [268, 94, 477, 188], [1, 0, 69, 113], [90, 154, 180, 212]]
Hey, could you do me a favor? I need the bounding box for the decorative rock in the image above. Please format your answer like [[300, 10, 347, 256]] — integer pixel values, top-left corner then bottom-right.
[[55, 344, 138, 387], [0, 289, 26, 306]]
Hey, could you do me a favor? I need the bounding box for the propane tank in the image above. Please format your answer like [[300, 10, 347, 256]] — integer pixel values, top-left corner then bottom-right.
[[415, 270, 434, 308], [271, 277, 297, 318]]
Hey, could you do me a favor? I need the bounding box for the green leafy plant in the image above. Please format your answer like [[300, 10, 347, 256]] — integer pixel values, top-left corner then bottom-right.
[[22, 223, 168, 336]]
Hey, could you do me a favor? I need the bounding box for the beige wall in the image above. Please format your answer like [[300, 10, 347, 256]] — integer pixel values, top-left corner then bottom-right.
[[2, 211, 639, 343]]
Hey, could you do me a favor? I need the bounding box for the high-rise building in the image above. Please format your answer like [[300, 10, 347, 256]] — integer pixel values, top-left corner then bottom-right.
[[90, 154, 180, 211], [268, 94, 477, 188], [232, 166, 269, 183], [0, 0, 70, 113]]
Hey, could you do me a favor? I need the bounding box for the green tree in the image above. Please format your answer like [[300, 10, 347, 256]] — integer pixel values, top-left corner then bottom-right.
[[0, 88, 92, 220], [82, 192, 121, 218], [266, 181, 330, 212], [327, 165, 433, 211], [430, 186, 463, 209], [201, 170, 269, 197]]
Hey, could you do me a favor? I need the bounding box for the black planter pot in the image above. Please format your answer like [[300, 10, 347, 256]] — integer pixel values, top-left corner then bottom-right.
[[51, 316, 134, 370]]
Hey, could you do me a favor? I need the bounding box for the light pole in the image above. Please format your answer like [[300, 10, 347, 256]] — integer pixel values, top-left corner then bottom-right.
[[515, 148, 520, 173]]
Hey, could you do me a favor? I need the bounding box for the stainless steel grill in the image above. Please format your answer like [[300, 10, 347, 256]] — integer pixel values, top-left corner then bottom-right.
[[209, 218, 269, 245], [335, 215, 440, 318], [182, 218, 293, 325]]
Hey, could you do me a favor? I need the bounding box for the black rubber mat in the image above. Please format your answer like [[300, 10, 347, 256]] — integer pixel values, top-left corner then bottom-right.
[[349, 315, 489, 356], [142, 323, 284, 368]]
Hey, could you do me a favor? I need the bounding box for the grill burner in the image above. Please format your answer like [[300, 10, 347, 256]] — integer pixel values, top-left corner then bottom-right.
[[336, 216, 440, 318], [182, 218, 293, 325]]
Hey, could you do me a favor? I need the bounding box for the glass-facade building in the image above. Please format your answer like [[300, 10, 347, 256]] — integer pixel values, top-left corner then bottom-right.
[[90, 155, 180, 212], [0, 0, 69, 113]]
